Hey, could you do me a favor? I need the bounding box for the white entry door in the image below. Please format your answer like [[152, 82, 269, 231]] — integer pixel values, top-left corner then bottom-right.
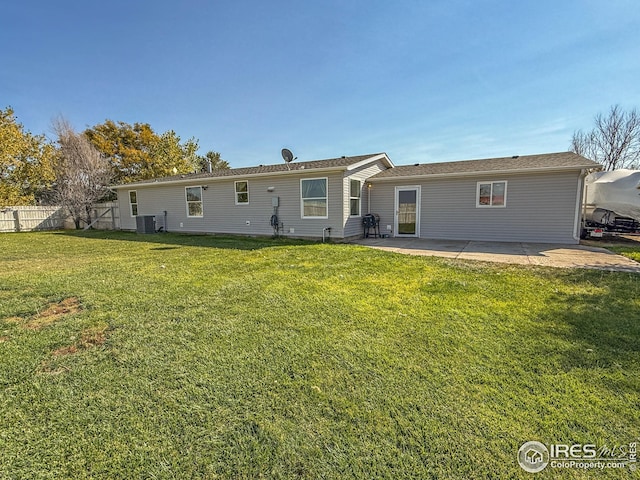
[[394, 186, 420, 237]]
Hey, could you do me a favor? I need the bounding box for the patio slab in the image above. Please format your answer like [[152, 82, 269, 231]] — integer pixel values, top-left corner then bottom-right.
[[351, 237, 640, 273]]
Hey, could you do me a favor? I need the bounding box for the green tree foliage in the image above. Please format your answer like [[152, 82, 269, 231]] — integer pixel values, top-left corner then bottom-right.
[[153, 130, 200, 178], [0, 107, 55, 205], [198, 150, 230, 172], [84, 120, 201, 184]]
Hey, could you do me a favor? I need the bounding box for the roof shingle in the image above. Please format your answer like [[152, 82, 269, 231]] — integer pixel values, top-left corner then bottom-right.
[[114, 153, 387, 188], [369, 152, 600, 179]]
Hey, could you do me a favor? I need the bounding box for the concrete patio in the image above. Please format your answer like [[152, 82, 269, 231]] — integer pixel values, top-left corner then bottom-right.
[[352, 237, 640, 273]]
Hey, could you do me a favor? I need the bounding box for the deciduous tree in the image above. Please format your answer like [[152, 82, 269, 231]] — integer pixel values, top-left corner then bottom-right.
[[84, 120, 201, 184], [151, 130, 200, 178], [570, 105, 640, 170], [0, 107, 55, 205], [52, 117, 112, 228]]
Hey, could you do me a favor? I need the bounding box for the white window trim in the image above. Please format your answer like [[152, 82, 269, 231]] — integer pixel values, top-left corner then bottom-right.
[[129, 190, 138, 217], [234, 180, 249, 205], [349, 179, 362, 217], [476, 180, 508, 208], [394, 185, 421, 238], [185, 186, 204, 218], [300, 177, 329, 219]]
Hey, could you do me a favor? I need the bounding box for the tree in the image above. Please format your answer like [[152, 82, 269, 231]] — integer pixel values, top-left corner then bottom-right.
[[570, 105, 640, 170], [197, 150, 230, 172], [0, 107, 55, 205], [52, 117, 112, 229], [151, 130, 200, 178], [84, 120, 201, 184]]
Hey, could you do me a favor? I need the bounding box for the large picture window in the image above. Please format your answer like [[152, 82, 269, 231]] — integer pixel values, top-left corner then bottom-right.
[[301, 178, 328, 218], [185, 186, 203, 217], [477, 181, 507, 207], [129, 191, 138, 216], [235, 181, 249, 204], [349, 179, 361, 216]]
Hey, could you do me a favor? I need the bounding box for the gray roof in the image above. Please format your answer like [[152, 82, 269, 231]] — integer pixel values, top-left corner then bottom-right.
[[369, 152, 601, 180], [114, 153, 389, 188]]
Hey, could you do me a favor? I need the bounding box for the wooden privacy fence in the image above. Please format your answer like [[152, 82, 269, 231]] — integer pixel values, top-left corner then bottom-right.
[[0, 206, 67, 233], [0, 203, 120, 233], [88, 202, 120, 230]]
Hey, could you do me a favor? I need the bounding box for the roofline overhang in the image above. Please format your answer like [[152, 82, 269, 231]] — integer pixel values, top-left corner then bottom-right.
[[345, 153, 394, 171], [112, 166, 349, 190], [367, 164, 602, 182], [112, 154, 392, 190]]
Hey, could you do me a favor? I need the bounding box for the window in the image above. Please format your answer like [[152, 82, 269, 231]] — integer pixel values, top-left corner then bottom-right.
[[349, 179, 361, 216], [185, 186, 203, 217], [477, 181, 507, 207], [129, 191, 138, 216], [235, 181, 249, 204], [301, 178, 328, 218]]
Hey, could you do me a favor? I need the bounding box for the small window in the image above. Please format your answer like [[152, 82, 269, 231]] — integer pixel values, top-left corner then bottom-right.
[[477, 181, 507, 207], [185, 186, 203, 217], [129, 191, 138, 216], [349, 179, 361, 216], [301, 178, 328, 218], [235, 181, 249, 204]]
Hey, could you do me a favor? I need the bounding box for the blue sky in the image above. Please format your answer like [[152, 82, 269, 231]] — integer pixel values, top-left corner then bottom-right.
[[2, 0, 639, 167]]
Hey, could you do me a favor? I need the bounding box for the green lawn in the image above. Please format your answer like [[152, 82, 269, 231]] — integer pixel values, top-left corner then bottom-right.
[[607, 245, 640, 262], [582, 237, 640, 263], [1, 231, 639, 479]]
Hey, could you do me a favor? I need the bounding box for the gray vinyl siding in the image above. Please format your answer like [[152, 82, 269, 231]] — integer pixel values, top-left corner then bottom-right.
[[369, 171, 582, 244], [119, 191, 140, 231], [342, 159, 389, 238], [117, 172, 347, 238], [367, 182, 395, 235], [116, 158, 393, 239]]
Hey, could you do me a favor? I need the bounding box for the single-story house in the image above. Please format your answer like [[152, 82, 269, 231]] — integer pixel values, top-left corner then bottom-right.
[[113, 153, 393, 240], [368, 152, 601, 244], [112, 151, 600, 244]]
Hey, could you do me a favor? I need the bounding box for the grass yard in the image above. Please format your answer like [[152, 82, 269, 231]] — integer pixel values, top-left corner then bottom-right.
[[604, 241, 640, 262], [582, 236, 640, 263], [1, 231, 639, 479]]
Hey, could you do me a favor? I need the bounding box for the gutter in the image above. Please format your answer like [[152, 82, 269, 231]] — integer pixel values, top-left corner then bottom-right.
[[573, 169, 586, 242], [573, 167, 600, 242]]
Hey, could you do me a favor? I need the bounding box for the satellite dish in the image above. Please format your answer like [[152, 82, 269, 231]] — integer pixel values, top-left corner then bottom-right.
[[281, 148, 295, 163]]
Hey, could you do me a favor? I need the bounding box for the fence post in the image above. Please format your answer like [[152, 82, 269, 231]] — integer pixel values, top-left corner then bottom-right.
[[13, 209, 21, 232], [110, 207, 116, 230]]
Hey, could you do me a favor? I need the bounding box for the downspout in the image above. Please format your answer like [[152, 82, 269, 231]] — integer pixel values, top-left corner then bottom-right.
[[573, 169, 588, 242]]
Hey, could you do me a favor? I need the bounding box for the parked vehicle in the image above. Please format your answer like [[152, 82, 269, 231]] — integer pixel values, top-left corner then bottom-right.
[[582, 169, 640, 238]]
